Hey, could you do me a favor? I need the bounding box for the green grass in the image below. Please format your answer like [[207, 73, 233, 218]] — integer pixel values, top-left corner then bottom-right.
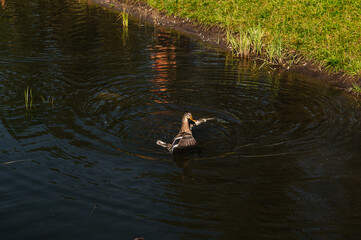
[[140, 0, 361, 77]]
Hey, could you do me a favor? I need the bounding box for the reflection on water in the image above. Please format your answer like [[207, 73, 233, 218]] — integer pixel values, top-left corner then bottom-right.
[[1, 0, 361, 239], [149, 29, 176, 104]]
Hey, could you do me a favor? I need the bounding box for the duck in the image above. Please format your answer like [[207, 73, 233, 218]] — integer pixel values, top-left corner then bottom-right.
[[156, 111, 215, 153]]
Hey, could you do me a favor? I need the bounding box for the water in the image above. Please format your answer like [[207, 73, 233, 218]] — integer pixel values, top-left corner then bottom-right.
[[1, 0, 361, 239]]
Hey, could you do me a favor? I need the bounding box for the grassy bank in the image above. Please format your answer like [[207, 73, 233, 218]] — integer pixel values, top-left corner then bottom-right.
[[140, 0, 360, 79]]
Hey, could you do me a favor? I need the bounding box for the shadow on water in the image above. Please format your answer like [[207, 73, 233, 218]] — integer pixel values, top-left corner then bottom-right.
[[172, 148, 202, 179], [2, 0, 361, 239]]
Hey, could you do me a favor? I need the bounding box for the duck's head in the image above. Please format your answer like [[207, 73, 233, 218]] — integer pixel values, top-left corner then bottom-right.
[[182, 111, 195, 124]]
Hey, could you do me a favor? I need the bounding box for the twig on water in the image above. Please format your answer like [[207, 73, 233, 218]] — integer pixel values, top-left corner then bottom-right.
[[88, 204, 97, 218], [2, 159, 32, 165]]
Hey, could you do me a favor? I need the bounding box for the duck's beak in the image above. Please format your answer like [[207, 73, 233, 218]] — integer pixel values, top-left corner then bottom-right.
[[189, 116, 195, 123]]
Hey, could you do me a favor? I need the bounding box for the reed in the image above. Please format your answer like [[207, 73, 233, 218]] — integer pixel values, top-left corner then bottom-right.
[[248, 25, 264, 56], [117, 11, 129, 28], [226, 24, 266, 60], [24, 87, 33, 111], [238, 32, 251, 59], [226, 29, 252, 59]]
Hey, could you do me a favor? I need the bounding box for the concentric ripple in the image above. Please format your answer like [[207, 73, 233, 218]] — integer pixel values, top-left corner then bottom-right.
[[68, 61, 361, 162]]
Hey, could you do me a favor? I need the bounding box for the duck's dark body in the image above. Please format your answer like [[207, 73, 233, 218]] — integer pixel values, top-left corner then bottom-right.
[[171, 132, 197, 151]]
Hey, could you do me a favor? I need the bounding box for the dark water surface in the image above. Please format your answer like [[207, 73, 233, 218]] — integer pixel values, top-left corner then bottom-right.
[[1, 0, 361, 239]]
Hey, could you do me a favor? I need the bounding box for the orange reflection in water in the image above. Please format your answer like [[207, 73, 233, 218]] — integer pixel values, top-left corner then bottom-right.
[[1, 0, 5, 9], [148, 29, 177, 104]]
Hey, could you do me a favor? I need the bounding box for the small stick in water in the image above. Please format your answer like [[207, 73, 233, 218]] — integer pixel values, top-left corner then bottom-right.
[[88, 204, 97, 218], [2, 159, 32, 165]]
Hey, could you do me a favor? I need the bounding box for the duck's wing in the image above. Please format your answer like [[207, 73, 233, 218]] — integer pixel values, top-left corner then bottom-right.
[[156, 140, 172, 149], [172, 132, 197, 150], [190, 117, 215, 130]]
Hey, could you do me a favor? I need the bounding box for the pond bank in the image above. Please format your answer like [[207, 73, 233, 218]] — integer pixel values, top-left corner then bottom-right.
[[90, 0, 361, 94]]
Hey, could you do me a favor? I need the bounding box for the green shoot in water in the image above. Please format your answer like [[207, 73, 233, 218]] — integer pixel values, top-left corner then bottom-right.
[[24, 87, 33, 111]]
